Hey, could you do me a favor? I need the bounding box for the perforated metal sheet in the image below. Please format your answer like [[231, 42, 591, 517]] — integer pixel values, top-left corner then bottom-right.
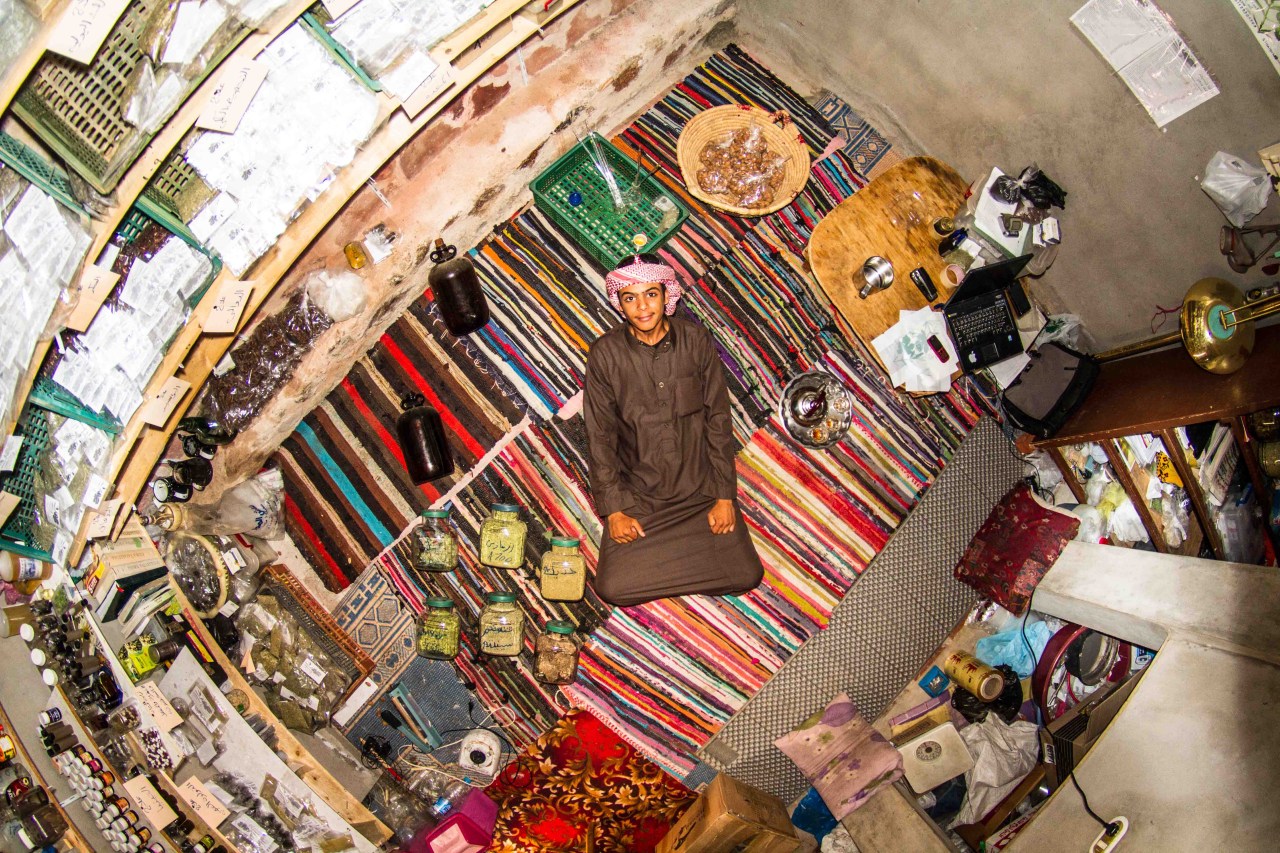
[[695, 417, 1022, 800]]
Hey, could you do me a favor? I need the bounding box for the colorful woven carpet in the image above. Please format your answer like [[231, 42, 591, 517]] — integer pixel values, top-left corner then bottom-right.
[[281, 44, 992, 778], [486, 708, 696, 853]]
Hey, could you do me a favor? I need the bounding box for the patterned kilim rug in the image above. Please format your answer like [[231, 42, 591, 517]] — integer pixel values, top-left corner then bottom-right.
[[485, 708, 697, 853], [286, 43, 994, 780]]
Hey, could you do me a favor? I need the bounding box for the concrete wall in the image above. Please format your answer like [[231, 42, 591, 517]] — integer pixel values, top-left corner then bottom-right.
[[733, 0, 1280, 350], [1005, 542, 1280, 851]]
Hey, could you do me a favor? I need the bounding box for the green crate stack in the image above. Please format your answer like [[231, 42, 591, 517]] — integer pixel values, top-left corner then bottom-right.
[[29, 378, 121, 435], [530, 134, 689, 269], [0, 406, 54, 562], [12, 0, 251, 193], [141, 142, 218, 227], [120, 202, 222, 308], [0, 132, 89, 218]]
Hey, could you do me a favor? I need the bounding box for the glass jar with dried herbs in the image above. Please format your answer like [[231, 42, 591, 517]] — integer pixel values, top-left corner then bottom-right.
[[478, 592, 524, 656], [479, 504, 526, 569], [535, 621, 580, 685], [539, 537, 585, 601], [410, 509, 458, 572], [416, 598, 461, 660]]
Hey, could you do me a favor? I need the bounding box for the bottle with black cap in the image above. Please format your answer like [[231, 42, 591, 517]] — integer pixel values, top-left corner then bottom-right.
[[152, 478, 193, 504], [182, 435, 217, 460], [169, 458, 213, 491], [176, 418, 238, 446]]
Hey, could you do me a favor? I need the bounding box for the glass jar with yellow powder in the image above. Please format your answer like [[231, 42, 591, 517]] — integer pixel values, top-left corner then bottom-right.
[[539, 537, 585, 601], [479, 504, 526, 568], [478, 592, 524, 656], [415, 598, 461, 660]]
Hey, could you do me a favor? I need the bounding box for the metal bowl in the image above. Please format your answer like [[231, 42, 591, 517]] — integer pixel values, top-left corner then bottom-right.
[[780, 371, 854, 449]]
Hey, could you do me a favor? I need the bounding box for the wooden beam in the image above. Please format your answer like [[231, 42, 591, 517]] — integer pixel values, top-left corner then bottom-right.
[[1159, 429, 1224, 560], [1101, 439, 1168, 553], [1047, 446, 1086, 503]]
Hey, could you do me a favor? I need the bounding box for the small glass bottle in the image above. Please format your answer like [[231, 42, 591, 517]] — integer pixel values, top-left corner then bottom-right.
[[478, 592, 524, 656], [410, 510, 458, 572], [539, 537, 585, 601], [535, 621, 580, 685], [479, 504, 526, 569], [415, 598, 461, 660]]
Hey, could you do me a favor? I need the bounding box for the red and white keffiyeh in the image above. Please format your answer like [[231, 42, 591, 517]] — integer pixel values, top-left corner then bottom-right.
[[604, 260, 683, 315]]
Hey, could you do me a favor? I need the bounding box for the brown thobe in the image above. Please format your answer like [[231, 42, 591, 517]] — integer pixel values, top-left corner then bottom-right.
[[584, 315, 764, 607]]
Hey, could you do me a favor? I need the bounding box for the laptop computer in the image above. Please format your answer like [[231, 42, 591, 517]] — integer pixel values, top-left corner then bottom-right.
[[944, 254, 1033, 373]]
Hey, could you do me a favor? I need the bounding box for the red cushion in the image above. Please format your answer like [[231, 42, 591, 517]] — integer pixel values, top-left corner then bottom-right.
[[954, 482, 1079, 615]]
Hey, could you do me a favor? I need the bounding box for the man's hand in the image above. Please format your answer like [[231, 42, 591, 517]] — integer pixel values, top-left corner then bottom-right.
[[708, 499, 736, 534], [609, 511, 645, 544]]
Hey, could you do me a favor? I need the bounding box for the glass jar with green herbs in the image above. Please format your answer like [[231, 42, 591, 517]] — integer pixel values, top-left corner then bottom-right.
[[535, 621, 580, 685], [479, 504, 526, 568], [478, 592, 524, 656], [415, 598, 461, 659], [410, 509, 458, 572], [540, 537, 585, 601]]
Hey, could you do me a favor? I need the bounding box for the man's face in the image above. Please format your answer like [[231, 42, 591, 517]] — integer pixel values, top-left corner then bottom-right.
[[616, 281, 665, 333]]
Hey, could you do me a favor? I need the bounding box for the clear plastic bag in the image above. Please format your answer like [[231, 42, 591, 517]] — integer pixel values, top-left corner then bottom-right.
[[162, 532, 227, 614], [695, 123, 790, 210], [305, 268, 366, 322], [1201, 151, 1272, 227], [170, 468, 286, 539]]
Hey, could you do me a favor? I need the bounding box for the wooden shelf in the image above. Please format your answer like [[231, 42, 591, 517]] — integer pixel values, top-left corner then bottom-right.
[[0, 0, 71, 116], [0, 682, 96, 853], [149, 765, 243, 853], [65, 0, 586, 567], [168, 580, 392, 846]]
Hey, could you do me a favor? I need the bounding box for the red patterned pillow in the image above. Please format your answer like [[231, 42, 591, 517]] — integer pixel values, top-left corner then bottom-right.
[[954, 482, 1079, 616]]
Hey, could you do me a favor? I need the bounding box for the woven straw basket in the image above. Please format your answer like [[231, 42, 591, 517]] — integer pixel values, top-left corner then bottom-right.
[[676, 105, 811, 216]]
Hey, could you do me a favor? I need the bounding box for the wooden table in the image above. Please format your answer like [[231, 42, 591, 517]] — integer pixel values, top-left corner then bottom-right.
[[808, 156, 969, 370]]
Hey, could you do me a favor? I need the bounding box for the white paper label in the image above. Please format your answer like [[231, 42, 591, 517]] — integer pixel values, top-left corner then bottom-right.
[[0, 436, 22, 473], [299, 657, 327, 686], [48, 0, 130, 63], [212, 352, 237, 377], [217, 600, 239, 617], [197, 57, 269, 134], [83, 473, 110, 510], [86, 499, 123, 540]]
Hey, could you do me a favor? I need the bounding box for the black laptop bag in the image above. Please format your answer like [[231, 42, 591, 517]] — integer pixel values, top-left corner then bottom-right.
[[1001, 343, 1100, 438]]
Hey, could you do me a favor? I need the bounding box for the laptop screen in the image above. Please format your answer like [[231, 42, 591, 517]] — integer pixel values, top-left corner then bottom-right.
[[948, 254, 1033, 304]]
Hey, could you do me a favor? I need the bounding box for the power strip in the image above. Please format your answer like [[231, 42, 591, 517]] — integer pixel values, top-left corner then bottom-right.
[[1090, 816, 1129, 852]]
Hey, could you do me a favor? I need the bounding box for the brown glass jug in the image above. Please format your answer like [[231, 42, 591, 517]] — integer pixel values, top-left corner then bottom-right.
[[428, 238, 490, 336], [397, 393, 454, 484]]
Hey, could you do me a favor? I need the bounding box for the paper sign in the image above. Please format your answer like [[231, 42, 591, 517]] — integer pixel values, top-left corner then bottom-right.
[[203, 279, 253, 334], [141, 377, 191, 427], [320, 0, 359, 19], [402, 64, 455, 118], [48, 0, 130, 63], [83, 473, 110, 510], [178, 777, 231, 826], [0, 436, 22, 472], [135, 681, 184, 732], [67, 264, 121, 332], [196, 57, 269, 134], [123, 775, 176, 830], [0, 493, 19, 528], [86, 499, 123, 540]]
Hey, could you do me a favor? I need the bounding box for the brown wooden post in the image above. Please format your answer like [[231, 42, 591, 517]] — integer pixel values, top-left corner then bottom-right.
[[1046, 446, 1087, 503], [1101, 439, 1168, 553], [1159, 429, 1224, 560]]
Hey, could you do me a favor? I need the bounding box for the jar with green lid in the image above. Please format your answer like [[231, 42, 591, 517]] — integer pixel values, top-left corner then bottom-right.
[[416, 598, 461, 660], [479, 504, 526, 568], [478, 592, 524, 656], [540, 537, 586, 601], [410, 510, 458, 572], [535, 621, 580, 685]]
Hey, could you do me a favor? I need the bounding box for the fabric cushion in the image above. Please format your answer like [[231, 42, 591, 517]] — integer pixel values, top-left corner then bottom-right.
[[954, 481, 1080, 616], [774, 693, 903, 819]]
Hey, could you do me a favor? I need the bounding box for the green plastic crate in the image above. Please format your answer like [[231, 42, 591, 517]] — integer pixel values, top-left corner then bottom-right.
[[0, 132, 89, 218], [301, 10, 383, 92], [120, 202, 223, 308], [141, 142, 216, 226], [12, 0, 251, 193], [30, 378, 121, 435], [530, 134, 689, 269], [0, 407, 54, 563]]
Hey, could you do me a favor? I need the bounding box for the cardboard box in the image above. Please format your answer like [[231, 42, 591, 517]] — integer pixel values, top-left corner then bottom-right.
[[1040, 669, 1145, 790], [656, 774, 799, 853]]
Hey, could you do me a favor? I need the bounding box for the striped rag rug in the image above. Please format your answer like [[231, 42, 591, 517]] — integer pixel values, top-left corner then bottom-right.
[[273, 44, 995, 777]]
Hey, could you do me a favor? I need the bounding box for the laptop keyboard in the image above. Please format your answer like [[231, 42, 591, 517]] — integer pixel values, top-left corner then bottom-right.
[[952, 303, 1007, 346]]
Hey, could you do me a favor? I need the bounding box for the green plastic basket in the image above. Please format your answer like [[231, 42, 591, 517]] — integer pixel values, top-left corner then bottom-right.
[[530, 134, 689, 269], [121, 201, 222, 308], [0, 132, 89, 218], [12, 0, 250, 193], [0, 406, 54, 563], [30, 378, 121, 435], [301, 9, 383, 92], [142, 142, 216, 226]]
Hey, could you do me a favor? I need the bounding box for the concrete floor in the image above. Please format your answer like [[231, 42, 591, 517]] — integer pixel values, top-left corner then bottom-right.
[[734, 0, 1280, 350]]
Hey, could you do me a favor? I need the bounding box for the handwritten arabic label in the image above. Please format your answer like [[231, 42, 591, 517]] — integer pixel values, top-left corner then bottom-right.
[[67, 264, 121, 332], [85, 499, 123, 540], [123, 775, 176, 830], [402, 63, 455, 119], [178, 776, 231, 826], [196, 57, 268, 134], [0, 493, 18, 529], [203, 279, 253, 334], [140, 377, 191, 427], [134, 681, 184, 732], [48, 0, 131, 63]]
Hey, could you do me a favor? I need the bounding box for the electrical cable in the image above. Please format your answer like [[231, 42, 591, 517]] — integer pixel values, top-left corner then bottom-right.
[[1021, 586, 1119, 836]]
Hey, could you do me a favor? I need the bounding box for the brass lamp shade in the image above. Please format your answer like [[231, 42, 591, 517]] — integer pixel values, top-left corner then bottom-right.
[[1180, 277, 1254, 375]]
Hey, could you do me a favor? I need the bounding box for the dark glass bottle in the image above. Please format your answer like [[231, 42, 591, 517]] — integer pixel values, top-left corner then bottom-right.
[[428, 239, 490, 336], [182, 435, 217, 460], [152, 478, 193, 504], [937, 227, 969, 256], [176, 418, 238, 446], [169, 458, 213, 490], [396, 394, 454, 484]]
